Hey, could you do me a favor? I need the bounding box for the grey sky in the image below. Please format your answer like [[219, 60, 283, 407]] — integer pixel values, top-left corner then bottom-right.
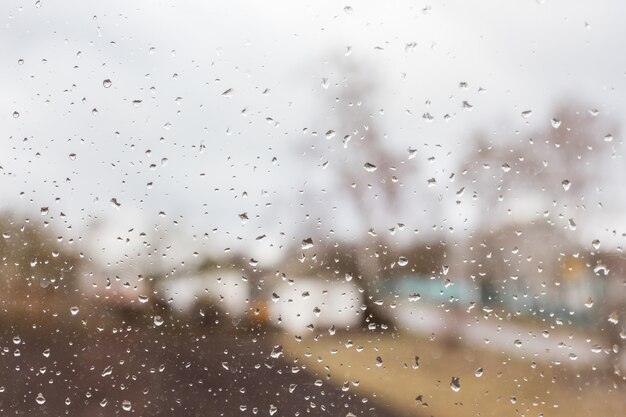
[[2, 0, 626, 267]]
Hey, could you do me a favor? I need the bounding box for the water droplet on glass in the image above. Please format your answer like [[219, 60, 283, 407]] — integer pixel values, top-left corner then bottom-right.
[[40, 207, 49, 216], [561, 179, 571, 191], [344, 6, 353, 14], [568, 218, 577, 231], [450, 377, 461, 392], [70, 306, 79, 316], [592, 239, 600, 250], [68, 153, 77, 160], [551, 118, 561, 128], [103, 79, 112, 88], [398, 256, 408, 266], [475, 367, 483, 377], [521, 110, 532, 119], [375, 356, 383, 367], [138, 295, 149, 303], [154, 315, 164, 326], [604, 133, 614, 142], [514, 339, 522, 348], [584, 297, 594, 308], [36, 393, 46, 405], [12, 111, 19, 118], [301, 238, 314, 249], [122, 400, 132, 411], [363, 162, 377, 172], [269, 404, 278, 416]]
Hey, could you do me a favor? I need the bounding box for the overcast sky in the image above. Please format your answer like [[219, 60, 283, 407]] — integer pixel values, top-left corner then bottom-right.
[[2, 0, 626, 268]]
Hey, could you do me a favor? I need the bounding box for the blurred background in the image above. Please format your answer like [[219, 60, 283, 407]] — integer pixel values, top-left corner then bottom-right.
[[1, 0, 625, 415]]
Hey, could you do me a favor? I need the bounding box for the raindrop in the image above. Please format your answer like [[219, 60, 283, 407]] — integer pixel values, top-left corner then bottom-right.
[[514, 339, 522, 348], [450, 377, 461, 392], [398, 256, 408, 266], [344, 6, 353, 14], [68, 153, 77, 160], [363, 162, 377, 172], [301, 238, 314, 249], [154, 315, 164, 326], [474, 367, 483, 377], [138, 295, 149, 303], [102, 79, 112, 88], [12, 111, 19, 118], [40, 207, 49, 216], [70, 306, 79, 316], [568, 218, 577, 231], [604, 133, 614, 142], [269, 404, 278, 416], [36, 393, 46, 405], [561, 179, 571, 191], [122, 400, 131, 411], [521, 110, 532, 119], [375, 356, 383, 367], [408, 293, 420, 302], [551, 118, 561, 128], [592, 239, 600, 250]]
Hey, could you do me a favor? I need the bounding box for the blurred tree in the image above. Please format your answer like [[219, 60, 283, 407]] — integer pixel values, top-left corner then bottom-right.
[[461, 100, 619, 228], [300, 57, 419, 326], [0, 213, 81, 311]]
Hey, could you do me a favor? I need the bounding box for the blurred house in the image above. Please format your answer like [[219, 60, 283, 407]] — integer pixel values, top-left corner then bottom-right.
[[267, 277, 363, 334], [157, 270, 250, 320]]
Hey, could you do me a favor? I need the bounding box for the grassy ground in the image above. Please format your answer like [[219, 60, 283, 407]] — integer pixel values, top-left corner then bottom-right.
[[276, 329, 625, 417]]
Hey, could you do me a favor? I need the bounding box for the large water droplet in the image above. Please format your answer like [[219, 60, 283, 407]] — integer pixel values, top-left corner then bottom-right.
[[561, 179, 571, 191], [450, 377, 461, 392], [363, 162, 377, 172]]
